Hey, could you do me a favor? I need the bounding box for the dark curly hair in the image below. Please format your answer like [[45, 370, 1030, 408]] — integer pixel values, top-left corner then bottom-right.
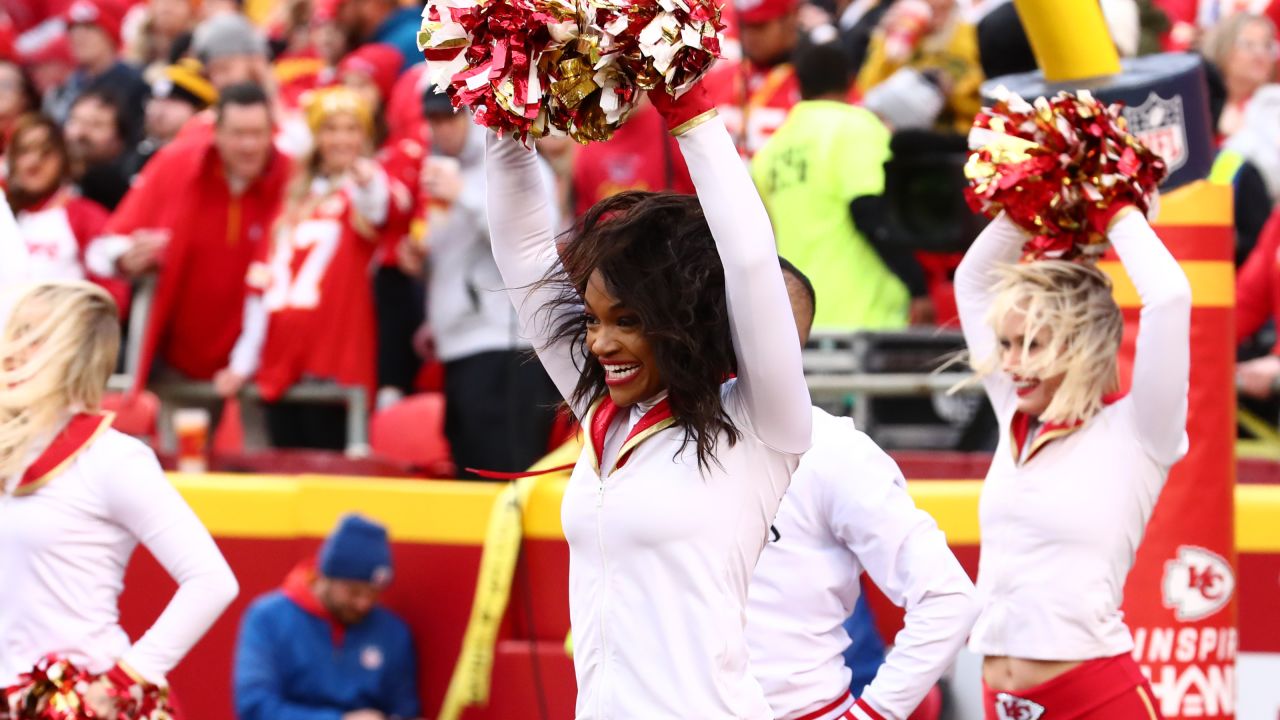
[[539, 190, 740, 471]]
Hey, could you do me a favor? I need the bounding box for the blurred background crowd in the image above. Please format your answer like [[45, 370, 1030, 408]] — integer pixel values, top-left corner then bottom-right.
[[1, 0, 1278, 477]]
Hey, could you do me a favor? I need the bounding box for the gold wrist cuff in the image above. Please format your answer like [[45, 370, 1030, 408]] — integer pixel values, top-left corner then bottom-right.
[[669, 108, 719, 137]]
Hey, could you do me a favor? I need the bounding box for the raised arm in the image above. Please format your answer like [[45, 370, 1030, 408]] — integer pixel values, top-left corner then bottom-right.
[[1109, 209, 1191, 465], [485, 133, 585, 411], [954, 213, 1024, 416], [669, 108, 811, 453]]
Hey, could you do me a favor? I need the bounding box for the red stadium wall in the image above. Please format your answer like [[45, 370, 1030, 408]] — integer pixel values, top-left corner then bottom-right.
[[116, 470, 1278, 720]]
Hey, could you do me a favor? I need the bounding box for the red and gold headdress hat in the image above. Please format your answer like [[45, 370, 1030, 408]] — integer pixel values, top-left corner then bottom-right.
[[302, 86, 374, 137], [964, 87, 1168, 262]]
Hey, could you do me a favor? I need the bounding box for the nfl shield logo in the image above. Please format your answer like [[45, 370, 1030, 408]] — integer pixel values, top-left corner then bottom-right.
[[1124, 92, 1189, 173], [994, 693, 1046, 720]]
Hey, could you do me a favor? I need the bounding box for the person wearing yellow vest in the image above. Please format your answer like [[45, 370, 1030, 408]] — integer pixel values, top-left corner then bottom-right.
[[752, 42, 912, 332]]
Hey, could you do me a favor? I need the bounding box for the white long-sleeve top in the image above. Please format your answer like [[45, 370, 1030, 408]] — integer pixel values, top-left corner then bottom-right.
[[956, 212, 1191, 660], [486, 115, 812, 719], [747, 407, 978, 720], [0, 426, 239, 686]]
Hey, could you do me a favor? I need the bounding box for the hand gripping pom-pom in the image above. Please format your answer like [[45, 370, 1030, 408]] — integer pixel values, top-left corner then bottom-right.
[[963, 88, 1168, 261], [2, 655, 174, 720], [417, 0, 724, 143]]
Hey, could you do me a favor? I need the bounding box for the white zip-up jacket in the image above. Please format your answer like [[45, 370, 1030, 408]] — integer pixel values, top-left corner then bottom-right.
[[956, 212, 1191, 660], [0, 425, 238, 686], [486, 114, 813, 719], [747, 407, 978, 720]]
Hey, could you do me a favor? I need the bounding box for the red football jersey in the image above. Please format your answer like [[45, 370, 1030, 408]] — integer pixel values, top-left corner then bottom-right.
[[571, 103, 695, 217], [374, 135, 426, 266], [703, 59, 801, 158], [251, 185, 379, 403]]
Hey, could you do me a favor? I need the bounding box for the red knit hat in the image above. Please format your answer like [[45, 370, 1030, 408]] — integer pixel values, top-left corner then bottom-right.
[[63, 0, 125, 48], [338, 43, 402, 102], [313, 0, 344, 24], [734, 0, 798, 25]]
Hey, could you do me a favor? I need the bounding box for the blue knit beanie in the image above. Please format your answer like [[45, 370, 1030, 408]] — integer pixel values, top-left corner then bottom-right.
[[318, 514, 393, 585]]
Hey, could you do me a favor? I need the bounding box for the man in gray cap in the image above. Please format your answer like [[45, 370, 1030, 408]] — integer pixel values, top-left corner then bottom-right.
[[191, 12, 271, 91]]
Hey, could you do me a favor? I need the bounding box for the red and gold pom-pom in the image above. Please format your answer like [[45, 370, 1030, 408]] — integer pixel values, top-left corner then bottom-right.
[[964, 89, 1168, 261], [417, 0, 723, 143], [3, 656, 173, 720]]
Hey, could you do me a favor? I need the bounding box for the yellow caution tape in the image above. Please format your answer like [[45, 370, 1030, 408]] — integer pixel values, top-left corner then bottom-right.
[[436, 476, 538, 720]]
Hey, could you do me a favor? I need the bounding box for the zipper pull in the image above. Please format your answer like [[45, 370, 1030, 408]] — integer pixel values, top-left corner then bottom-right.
[[597, 482, 605, 508]]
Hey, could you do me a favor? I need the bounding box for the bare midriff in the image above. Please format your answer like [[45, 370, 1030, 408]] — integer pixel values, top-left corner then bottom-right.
[[982, 656, 1085, 693]]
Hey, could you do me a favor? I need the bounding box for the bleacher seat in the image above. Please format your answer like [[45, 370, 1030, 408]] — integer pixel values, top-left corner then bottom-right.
[[102, 391, 160, 445], [370, 392, 455, 477]]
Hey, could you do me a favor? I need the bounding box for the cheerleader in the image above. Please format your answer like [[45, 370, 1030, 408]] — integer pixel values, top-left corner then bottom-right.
[[956, 205, 1190, 717], [486, 81, 812, 718], [218, 86, 390, 450], [746, 260, 979, 720], [0, 281, 238, 713]]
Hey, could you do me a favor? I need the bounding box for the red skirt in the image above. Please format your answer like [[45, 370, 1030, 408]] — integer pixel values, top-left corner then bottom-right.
[[983, 654, 1163, 720]]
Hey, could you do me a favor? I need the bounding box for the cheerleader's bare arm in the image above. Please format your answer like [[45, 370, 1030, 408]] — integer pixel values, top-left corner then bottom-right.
[[675, 117, 813, 453], [1109, 210, 1192, 464], [485, 135, 586, 411], [106, 443, 239, 683]]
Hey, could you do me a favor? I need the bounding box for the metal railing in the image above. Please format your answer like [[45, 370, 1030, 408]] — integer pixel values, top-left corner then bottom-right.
[[108, 374, 370, 456]]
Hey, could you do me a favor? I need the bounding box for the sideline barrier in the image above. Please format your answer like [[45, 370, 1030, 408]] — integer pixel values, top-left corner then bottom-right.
[[117, 466, 1279, 720]]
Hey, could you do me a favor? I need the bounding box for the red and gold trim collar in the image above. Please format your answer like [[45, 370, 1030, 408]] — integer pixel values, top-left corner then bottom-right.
[[13, 412, 115, 496], [1009, 393, 1125, 465], [582, 395, 676, 476]]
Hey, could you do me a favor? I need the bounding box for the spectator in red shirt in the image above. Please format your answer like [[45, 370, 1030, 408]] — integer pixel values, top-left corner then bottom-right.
[[570, 99, 694, 218], [703, 0, 803, 157], [220, 87, 390, 449], [85, 83, 290, 432], [6, 113, 127, 310]]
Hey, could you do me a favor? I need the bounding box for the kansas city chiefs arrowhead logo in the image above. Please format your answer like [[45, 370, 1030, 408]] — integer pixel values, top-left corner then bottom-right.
[[994, 693, 1045, 720], [1162, 545, 1235, 621]]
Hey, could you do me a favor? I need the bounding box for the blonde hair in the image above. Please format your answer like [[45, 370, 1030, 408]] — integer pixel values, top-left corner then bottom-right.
[[976, 260, 1123, 425], [0, 281, 120, 478], [1201, 12, 1276, 70], [279, 89, 375, 230]]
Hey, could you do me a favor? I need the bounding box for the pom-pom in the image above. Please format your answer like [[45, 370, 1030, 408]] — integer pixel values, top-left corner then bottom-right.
[[3, 656, 173, 720], [417, 0, 723, 143], [964, 88, 1168, 261]]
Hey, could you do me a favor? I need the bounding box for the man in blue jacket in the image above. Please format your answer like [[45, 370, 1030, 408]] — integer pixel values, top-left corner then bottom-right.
[[234, 515, 421, 720]]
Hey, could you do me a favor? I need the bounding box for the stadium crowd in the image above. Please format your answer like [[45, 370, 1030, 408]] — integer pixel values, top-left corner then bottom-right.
[[0, 1, 1261, 719], [0, 0, 1277, 471]]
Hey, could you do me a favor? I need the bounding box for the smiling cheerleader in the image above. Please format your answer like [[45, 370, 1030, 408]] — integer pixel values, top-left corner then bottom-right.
[[958, 108, 1191, 716], [484, 77, 812, 718]]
